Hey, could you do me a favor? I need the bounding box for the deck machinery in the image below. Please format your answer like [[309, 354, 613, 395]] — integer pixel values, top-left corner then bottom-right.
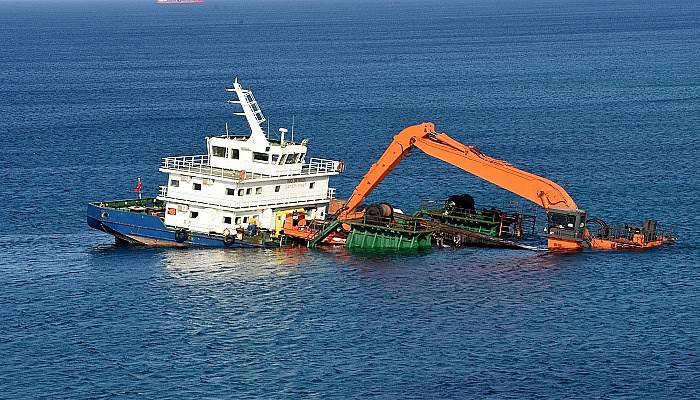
[[298, 122, 675, 251], [414, 196, 538, 248]]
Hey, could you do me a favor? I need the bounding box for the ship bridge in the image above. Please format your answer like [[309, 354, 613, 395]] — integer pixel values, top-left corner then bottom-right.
[[155, 78, 343, 234], [203, 77, 339, 177]]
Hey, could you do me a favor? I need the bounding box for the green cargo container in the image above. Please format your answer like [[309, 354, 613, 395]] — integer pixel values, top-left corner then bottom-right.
[[344, 220, 433, 250]]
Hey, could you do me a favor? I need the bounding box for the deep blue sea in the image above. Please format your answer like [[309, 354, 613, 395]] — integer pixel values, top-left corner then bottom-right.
[[1, 0, 699, 398]]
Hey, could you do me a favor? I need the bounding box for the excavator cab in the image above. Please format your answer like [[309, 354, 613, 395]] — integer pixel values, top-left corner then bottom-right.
[[546, 209, 587, 249]]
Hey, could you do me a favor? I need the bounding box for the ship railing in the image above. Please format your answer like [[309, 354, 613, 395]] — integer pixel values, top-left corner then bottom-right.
[[161, 155, 341, 180], [157, 187, 337, 210], [162, 154, 225, 176], [589, 222, 676, 242], [356, 214, 432, 234], [159, 185, 168, 197], [303, 158, 339, 175], [243, 158, 339, 180]]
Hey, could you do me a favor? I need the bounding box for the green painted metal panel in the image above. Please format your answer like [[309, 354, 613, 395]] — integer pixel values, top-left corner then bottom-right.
[[345, 226, 432, 250], [419, 210, 502, 237]]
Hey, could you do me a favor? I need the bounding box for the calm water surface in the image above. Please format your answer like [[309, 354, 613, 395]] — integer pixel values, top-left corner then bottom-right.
[[1, 0, 699, 398]]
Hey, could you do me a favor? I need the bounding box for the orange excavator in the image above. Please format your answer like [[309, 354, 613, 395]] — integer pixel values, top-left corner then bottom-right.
[[309, 122, 673, 250]]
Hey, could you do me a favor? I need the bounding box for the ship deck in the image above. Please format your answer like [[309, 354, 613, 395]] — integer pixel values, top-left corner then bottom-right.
[[93, 198, 166, 214]]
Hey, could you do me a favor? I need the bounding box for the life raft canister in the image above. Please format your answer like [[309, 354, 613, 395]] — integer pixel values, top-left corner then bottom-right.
[[175, 228, 189, 243]]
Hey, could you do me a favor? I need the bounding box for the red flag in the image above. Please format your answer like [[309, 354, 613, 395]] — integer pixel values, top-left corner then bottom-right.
[[135, 178, 142, 194]]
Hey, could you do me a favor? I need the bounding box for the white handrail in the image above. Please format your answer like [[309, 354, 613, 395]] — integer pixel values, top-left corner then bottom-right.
[[157, 187, 337, 210], [160, 155, 340, 181]]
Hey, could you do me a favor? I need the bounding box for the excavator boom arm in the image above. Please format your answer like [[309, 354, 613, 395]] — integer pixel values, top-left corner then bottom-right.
[[338, 122, 578, 220], [414, 133, 577, 209], [337, 124, 427, 218]]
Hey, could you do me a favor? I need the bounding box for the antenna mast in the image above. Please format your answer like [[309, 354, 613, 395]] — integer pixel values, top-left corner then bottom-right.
[[225, 77, 267, 144]]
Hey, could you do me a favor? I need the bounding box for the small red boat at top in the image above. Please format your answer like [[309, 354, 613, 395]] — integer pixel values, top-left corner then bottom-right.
[[157, 0, 204, 4]]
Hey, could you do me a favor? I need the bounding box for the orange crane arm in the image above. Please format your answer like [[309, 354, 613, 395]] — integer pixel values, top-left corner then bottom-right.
[[337, 122, 577, 220]]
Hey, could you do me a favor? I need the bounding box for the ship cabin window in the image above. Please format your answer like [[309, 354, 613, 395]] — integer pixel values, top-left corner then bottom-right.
[[278, 154, 287, 164], [212, 146, 228, 158], [274, 185, 280, 193], [271, 154, 280, 164], [192, 183, 202, 191], [230, 149, 240, 159], [253, 152, 269, 163], [255, 187, 262, 195], [309, 182, 315, 189], [246, 188, 252, 195], [296, 153, 305, 163], [170, 179, 179, 188], [190, 211, 199, 219], [226, 188, 235, 196], [243, 217, 249, 223], [285, 153, 297, 164], [235, 217, 242, 224], [238, 189, 245, 196], [223, 216, 232, 224]]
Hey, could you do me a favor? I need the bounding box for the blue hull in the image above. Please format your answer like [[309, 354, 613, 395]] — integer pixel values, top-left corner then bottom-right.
[[87, 202, 273, 249]]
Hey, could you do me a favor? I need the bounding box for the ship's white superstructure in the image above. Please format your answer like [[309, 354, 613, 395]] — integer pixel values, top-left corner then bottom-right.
[[156, 78, 342, 236]]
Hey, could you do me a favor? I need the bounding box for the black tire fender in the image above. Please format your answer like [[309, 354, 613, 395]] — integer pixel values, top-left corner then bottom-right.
[[223, 234, 236, 247], [175, 228, 189, 243]]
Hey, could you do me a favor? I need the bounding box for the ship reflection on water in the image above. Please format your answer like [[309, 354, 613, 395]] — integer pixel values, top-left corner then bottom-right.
[[156, 243, 572, 283], [90, 239, 575, 287], [160, 246, 325, 281]]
